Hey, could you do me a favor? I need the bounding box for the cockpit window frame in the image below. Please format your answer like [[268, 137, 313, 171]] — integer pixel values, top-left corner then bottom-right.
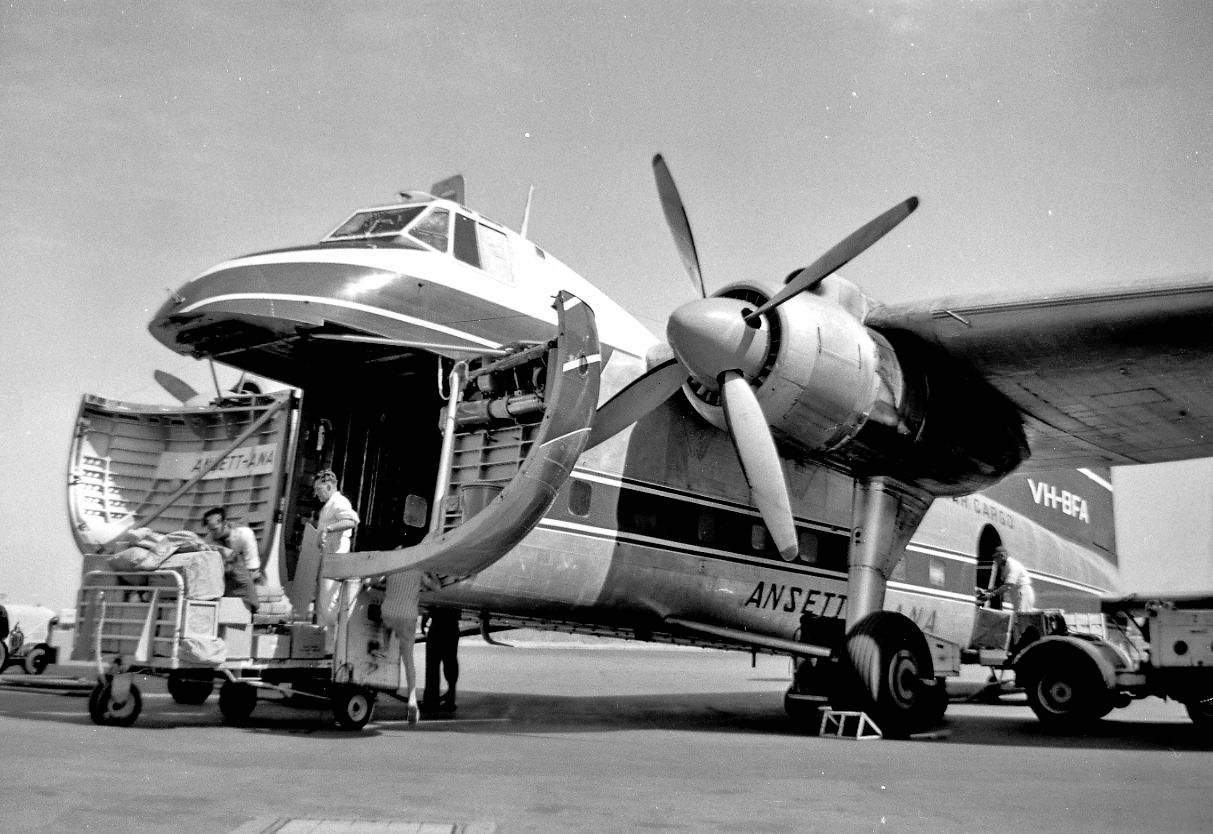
[[324, 205, 426, 241]]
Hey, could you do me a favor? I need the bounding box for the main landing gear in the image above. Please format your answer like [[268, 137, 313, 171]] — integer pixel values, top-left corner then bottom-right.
[[785, 478, 942, 738]]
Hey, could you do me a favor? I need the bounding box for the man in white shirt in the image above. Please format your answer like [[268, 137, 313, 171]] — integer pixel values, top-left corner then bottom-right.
[[981, 545, 1036, 612]]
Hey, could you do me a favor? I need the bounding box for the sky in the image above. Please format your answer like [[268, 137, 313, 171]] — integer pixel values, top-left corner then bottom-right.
[[2, 1, 1212, 612]]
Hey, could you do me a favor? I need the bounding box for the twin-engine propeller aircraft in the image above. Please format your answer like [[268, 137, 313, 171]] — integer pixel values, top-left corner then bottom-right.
[[73, 157, 1213, 736]]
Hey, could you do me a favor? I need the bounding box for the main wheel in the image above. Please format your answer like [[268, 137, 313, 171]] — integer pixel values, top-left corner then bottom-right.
[[0, 640, 9, 671], [218, 681, 258, 724], [167, 670, 215, 705], [23, 643, 49, 675], [835, 611, 936, 737], [88, 680, 143, 726], [1020, 643, 1111, 728], [332, 687, 377, 731]]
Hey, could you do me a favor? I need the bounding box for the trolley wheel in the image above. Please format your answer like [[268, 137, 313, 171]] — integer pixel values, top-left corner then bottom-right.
[[23, 643, 50, 675], [218, 681, 258, 724], [332, 687, 377, 731], [89, 680, 143, 727], [167, 670, 215, 705]]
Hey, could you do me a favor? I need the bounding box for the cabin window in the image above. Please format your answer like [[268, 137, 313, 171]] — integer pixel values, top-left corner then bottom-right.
[[478, 224, 512, 283], [453, 213, 481, 267], [796, 530, 819, 564], [409, 209, 450, 252], [696, 513, 716, 544], [928, 557, 946, 588], [750, 524, 768, 552], [403, 494, 428, 528], [568, 479, 592, 517]]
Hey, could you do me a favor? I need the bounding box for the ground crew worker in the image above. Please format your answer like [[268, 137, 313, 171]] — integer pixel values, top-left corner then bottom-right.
[[203, 507, 262, 583], [422, 608, 461, 713], [980, 545, 1036, 612], [313, 469, 360, 628]]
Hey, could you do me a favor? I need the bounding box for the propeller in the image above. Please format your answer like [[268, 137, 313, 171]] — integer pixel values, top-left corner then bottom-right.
[[585, 358, 686, 450], [652, 154, 707, 299], [743, 196, 918, 324], [720, 371, 799, 559], [648, 155, 917, 561], [154, 370, 201, 404]]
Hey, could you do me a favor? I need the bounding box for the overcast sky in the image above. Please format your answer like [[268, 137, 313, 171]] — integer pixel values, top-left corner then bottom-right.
[[2, 1, 1211, 611]]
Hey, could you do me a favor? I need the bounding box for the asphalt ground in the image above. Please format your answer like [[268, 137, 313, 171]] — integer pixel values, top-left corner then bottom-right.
[[0, 637, 1209, 834]]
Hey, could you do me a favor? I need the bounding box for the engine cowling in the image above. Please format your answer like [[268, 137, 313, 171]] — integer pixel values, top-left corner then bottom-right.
[[682, 278, 1027, 494]]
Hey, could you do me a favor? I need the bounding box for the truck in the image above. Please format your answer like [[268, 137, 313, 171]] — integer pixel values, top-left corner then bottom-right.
[[968, 594, 1213, 730]]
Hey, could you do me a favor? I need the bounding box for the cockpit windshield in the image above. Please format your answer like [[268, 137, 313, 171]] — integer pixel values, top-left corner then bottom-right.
[[326, 205, 425, 240]]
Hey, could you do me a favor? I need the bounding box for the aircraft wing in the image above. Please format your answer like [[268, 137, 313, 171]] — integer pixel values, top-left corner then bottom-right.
[[865, 273, 1213, 471]]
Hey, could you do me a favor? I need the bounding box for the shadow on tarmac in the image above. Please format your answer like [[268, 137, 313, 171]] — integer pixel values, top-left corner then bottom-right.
[[2, 679, 1207, 754]]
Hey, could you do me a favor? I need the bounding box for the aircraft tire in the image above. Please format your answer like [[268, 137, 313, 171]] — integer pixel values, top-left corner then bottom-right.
[[1021, 643, 1110, 729], [836, 611, 935, 738], [89, 680, 142, 727], [0, 640, 9, 672], [1185, 697, 1213, 730], [22, 643, 49, 675], [332, 687, 377, 731], [167, 670, 215, 705], [218, 681, 258, 725]]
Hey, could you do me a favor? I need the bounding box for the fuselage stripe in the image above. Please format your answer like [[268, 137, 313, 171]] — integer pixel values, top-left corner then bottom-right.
[[180, 291, 504, 348]]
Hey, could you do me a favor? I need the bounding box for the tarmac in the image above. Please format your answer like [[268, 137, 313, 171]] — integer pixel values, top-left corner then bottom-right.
[[0, 634, 1209, 833]]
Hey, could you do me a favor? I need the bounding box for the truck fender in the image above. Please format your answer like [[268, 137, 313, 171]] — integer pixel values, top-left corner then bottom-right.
[[1013, 635, 1119, 691]]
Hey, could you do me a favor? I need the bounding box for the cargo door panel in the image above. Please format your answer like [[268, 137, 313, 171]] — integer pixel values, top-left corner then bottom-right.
[[323, 291, 600, 580], [67, 392, 296, 556]]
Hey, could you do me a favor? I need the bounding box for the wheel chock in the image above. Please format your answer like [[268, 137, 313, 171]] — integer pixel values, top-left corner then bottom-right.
[[818, 708, 883, 740]]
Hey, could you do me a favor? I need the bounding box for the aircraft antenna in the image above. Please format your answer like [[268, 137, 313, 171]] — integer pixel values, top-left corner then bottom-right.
[[520, 184, 535, 239]]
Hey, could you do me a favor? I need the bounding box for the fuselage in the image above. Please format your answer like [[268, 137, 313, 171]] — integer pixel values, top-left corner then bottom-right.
[[147, 193, 1120, 655]]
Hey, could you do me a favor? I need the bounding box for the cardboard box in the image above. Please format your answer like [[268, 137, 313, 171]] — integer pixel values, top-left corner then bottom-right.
[[290, 623, 327, 659], [220, 623, 252, 659], [252, 633, 291, 659], [217, 597, 252, 625]]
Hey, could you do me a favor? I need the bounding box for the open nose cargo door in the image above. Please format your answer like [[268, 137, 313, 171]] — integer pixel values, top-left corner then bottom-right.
[[322, 291, 600, 581]]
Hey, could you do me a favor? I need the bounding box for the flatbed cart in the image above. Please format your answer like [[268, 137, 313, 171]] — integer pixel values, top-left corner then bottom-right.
[[74, 569, 380, 730]]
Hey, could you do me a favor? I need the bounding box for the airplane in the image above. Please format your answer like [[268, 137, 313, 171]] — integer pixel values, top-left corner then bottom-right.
[[67, 158, 1212, 736]]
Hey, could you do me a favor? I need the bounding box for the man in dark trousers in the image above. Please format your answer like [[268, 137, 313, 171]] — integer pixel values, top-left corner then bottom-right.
[[422, 608, 461, 713]]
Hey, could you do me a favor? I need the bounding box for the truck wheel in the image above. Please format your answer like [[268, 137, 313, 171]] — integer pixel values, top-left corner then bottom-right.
[[23, 643, 49, 675], [168, 671, 215, 705], [218, 681, 258, 724], [835, 611, 935, 737], [1022, 644, 1110, 728], [332, 687, 376, 731], [1185, 698, 1213, 729], [89, 680, 142, 727]]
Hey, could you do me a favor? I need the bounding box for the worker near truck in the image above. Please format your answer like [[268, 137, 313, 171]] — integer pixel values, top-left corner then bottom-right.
[[979, 545, 1036, 612]]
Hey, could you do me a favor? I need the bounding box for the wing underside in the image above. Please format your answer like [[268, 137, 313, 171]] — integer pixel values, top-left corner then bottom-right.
[[866, 273, 1213, 470]]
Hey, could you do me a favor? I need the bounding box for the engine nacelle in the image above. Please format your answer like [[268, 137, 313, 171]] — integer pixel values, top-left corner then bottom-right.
[[685, 279, 1027, 493]]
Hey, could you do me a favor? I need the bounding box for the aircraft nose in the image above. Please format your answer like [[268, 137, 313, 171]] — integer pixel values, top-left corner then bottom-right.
[[666, 297, 771, 389]]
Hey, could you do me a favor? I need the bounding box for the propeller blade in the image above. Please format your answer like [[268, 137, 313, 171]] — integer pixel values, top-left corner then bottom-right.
[[585, 358, 686, 450], [719, 371, 799, 561], [309, 333, 510, 356], [154, 370, 200, 404], [652, 154, 707, 298], [745, 196, 919, 324]]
